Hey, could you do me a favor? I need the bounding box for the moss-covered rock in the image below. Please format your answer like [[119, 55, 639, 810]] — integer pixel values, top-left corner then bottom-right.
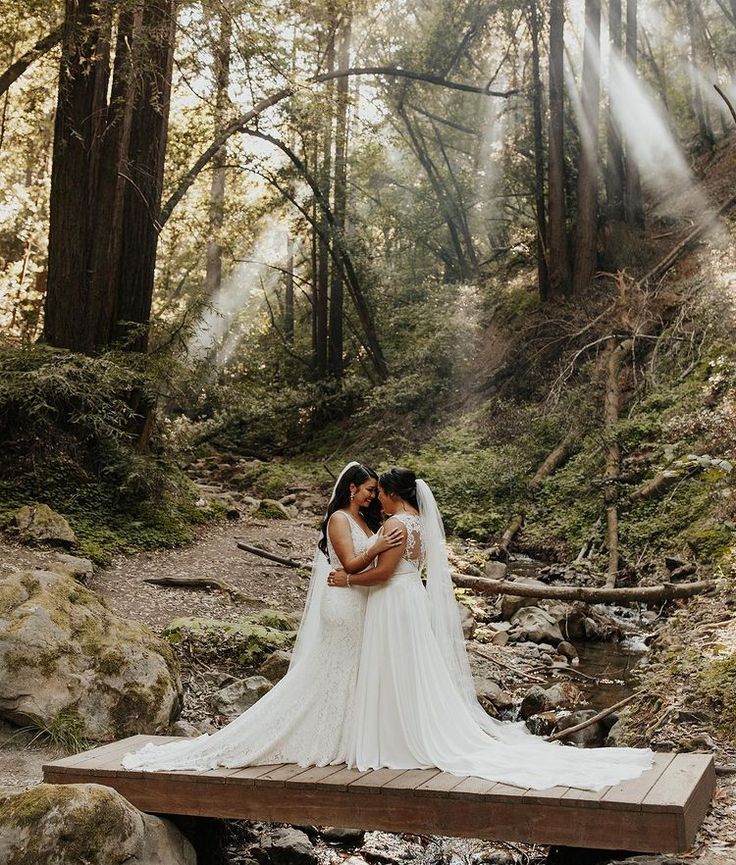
[[253, 498, 290, 520], [14, 503, 77, 547], [164, 610, 298, 671], [0, 569, 182, 744], [0, 783, 195, 865]]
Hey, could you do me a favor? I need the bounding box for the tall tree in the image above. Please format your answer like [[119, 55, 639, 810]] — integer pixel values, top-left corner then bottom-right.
[[547, 0, 570, 297], [528, 0, 549, 301], [43, 0, 178, 354], [606, 0, 625, 221], [624, 0, 643, 226], [684, 0, 715, 150], [328, 12, 351, 380], [205, 4, 232, 299], [572, 0, 601, 295]]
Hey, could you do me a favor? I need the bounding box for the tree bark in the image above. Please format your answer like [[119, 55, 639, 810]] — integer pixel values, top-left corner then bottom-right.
[[205, 6, 232, 298], [603, 338, 633, 588], [328, 13, 351, 381], [547, 0, 570, 298], [115, 0, 177, 353], [572, 0, 602, 295], [624, 0, 644, 226], [0, 25, 63, 99], [685, 0, 714, 150], [528, 0, 549, 301], [606, 0, 625, 221], [284, 234, 295, 343], [44, 1, 112, 353]]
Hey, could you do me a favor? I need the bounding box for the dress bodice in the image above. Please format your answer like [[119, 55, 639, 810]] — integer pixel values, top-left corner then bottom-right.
[[392, 513, 425, 571], [326, 511, 374, 567]]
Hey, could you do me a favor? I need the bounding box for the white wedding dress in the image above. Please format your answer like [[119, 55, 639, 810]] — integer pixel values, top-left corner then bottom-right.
[[120, 513, 372, 771], [348, 510, 653, 791]]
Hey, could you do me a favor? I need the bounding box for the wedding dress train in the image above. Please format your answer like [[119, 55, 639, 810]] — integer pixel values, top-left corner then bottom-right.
[[120, 515, 371, 771], [347, 506, 653, 791]]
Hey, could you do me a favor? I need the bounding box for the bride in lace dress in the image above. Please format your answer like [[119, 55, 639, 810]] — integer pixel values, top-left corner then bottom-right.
[[121, 462, 401, 772], [327, 467, 654, 791]]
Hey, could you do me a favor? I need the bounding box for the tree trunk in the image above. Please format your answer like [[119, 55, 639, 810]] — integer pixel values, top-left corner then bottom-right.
[[603, 338, 633, 588], [528, 0, 549, 300], [115, 0, 177, 353], [315, 26, 335, 378], [284, 234, 295, 343], [606, 0, 625, 221], [44, 1, 112, 353], [624, 0, 644, 226], [547, 0, 570, 298], [328, 13, 351, 381], [205, 6, 232, 298], [685, 0, 714, 150], [572, 0, 601, 295]]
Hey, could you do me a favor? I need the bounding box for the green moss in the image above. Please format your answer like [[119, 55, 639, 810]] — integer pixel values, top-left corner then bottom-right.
[[95, 649, 129, 677], [110, 673, 173, 737], [700, 653, 736, 740], [253, 500, 289, 520], [164, 613, 297, 670]]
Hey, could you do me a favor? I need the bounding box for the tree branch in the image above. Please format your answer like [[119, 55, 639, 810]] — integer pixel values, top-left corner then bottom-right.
[[0, 25, 63, 99]]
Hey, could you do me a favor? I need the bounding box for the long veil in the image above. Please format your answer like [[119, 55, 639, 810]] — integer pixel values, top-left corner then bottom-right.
[[288, 461, 359, 671], [416, 479, 532, 742]]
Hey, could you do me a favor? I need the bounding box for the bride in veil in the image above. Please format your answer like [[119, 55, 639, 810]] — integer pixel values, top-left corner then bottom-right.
[[121, 461, 401, 772], [327, 467, 654, 791]]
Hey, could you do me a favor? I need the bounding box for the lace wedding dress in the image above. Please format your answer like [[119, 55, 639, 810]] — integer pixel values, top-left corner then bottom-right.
[[348, 507, 654, 791], [120, 513, 372, 771]]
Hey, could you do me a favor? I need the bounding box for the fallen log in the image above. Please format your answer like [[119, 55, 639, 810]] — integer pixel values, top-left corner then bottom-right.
[[236, 542, 305, 568], [143, 576, 243, 597], [491, 431, 578, 557], [630, 468, 682, 500], [547, 694, 635, 742], [452, 573, 716, 603], [603, 338, 634, 588], [638, 190, 736, 287]]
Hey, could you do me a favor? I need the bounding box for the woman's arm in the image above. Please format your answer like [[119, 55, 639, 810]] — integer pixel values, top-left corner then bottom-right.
[[327, 513, 403, 574], [330, 519, 407, 586]]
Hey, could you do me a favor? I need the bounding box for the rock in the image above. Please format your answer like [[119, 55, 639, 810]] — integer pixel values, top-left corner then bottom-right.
[[525, 710, 558, 736], [603, 857, 690, 865], [557, 641, 578, 661], [261, 826, 317, 865], [544, 682, 582, 709], [520, 686, 551, 719], [0, 569, 182, 740], [492, 631, 509, 647], [211, 675, 273, 717], [169, 720, 201, 737], [280, 494, 298, 506], [510, 607, 563, 644], [556, 710, 606, 746], [484, 561, 508, 580], [500, 578, 546, 620], [476, 679, 514, 711], [605, 718, 623, 746], [164, 610, 297, 669], [0, 783, 195, 865], [14, 503, 77, 547], [321, 827, 366, 845], [664, 556, 688, 572], [50, 554, 95, 584], [472, 851, 516, 865], [258, 649, 293, 683], [225, 506, 241, 520], [254, 499, 290, 520], [458, 603, 476, 639]]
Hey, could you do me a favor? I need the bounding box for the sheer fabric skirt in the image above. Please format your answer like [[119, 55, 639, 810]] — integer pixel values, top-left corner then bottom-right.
[[348, 565, 653, 791]]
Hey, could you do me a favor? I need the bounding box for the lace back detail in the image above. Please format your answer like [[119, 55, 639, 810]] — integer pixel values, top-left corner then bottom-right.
[[394, 513, 425, 567]]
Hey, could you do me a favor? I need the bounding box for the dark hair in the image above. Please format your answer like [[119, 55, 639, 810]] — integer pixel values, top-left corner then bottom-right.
[[318, 463, 381, 559], [379, 467, 419, 510]]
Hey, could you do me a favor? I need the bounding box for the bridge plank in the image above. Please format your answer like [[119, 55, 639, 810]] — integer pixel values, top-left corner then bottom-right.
[[447, 777, 498, 800], [642, 754, 714, 813], [415, 772, 468, 796], [283, 764, 349, 789], [383, 768, 441, 794], [315, 765, 373, 790], [349, 768, 409, 792], [600, 753, 676, 811], [42, 735, 153, 775]]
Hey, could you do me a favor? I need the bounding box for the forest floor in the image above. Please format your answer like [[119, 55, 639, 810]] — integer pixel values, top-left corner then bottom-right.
[[1, 475, 735, 863]]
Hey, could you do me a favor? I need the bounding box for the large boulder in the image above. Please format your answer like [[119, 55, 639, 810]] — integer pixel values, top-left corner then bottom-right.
[[14, 504, 77, 547], [510, 606, 564, 644], [260, 826, 317, 865], [258, 649, 293, 683], [500, 577, 546, 621], [210, 675, 273, 718], [0, 569, 182, 741], [0, 783, 195, 865]]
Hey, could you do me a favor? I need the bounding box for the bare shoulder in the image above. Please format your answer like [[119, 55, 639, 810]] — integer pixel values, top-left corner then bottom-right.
[[384, 516, 408, 535], [328, 510, 350, 535]]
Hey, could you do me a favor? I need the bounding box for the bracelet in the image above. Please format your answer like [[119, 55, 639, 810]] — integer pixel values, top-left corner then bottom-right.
[[346, 573, 351, 587]]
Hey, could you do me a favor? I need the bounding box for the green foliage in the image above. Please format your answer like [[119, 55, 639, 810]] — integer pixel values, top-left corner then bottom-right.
[[0, 345, 219, 564], [700, 653, 736, 740], [11, 708, 89, 755]]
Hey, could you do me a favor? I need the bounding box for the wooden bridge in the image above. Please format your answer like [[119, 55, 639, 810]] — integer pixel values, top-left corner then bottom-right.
[[43, 735, 715, 854]]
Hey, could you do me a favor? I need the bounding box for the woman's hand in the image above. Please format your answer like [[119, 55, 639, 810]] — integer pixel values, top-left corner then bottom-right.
[[328, 568, 349, 587], [371, 525, 404, 555]]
